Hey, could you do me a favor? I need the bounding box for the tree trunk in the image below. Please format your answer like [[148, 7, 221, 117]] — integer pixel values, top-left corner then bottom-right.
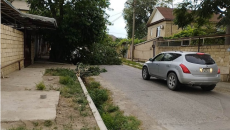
[[225, 25, 230, 45]]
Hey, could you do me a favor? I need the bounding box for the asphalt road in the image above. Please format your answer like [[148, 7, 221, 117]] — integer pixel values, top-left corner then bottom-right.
[[98, 65, 230, 130]]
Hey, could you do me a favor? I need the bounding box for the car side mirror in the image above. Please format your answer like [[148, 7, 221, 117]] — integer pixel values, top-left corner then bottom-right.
[[149, 58, 153, 61]]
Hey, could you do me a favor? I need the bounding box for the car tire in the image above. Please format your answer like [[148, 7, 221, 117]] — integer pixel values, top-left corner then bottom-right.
[[201, 85, 216, 91], [142, 66, 150, 80], [167, 72, 181, 91]]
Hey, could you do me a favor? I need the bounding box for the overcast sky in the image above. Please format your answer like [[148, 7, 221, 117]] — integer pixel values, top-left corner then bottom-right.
[[106, 0, 183, 38]]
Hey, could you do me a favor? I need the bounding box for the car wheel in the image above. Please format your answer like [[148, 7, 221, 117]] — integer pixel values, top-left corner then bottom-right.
[[142, 66, 150, 80], [201, 85, 216, 91], [167, 72, 181, 91]]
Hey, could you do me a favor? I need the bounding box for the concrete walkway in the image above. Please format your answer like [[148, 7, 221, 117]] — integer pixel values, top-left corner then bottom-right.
[[1, 62, 76, 122]]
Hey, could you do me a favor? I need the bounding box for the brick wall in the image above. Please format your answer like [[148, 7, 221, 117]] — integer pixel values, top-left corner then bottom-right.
[[1, 24, 24, 76]]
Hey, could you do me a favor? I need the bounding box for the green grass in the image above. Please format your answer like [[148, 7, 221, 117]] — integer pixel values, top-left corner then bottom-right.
[[44, 120, 52, 127], [36, 81, 46, 90], [45, 68, 89, 116], [122, 58, 143, 69], [86, 80, 141, 130]]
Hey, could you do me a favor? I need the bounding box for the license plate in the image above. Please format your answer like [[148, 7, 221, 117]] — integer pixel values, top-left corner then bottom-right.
[[200, 68, 212, 73]]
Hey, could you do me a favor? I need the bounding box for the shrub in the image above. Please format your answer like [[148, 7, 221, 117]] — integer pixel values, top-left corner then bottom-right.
[[59, 76, 73, 85], [36, 82, 46, 90], [76, 63, 108, 77]]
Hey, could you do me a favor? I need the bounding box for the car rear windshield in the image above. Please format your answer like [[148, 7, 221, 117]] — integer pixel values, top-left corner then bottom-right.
[[185, 54, 215, 65]]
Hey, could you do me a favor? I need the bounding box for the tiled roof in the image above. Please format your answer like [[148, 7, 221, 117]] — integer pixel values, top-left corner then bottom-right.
[[156, 7, 220, 22], [156, 7, 174, 20]]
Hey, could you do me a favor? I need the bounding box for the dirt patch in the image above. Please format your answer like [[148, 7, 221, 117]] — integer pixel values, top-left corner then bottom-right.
[[1, 75, 98, 130], [92, 76, 167, 130]]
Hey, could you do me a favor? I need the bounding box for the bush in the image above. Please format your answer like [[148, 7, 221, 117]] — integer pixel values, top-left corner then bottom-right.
[[59, 76, 73, 85], [120, 47, 128, 58], [80, 39, 122, 65], [76, 63, 108, 77], [36, 82, 46, 90]]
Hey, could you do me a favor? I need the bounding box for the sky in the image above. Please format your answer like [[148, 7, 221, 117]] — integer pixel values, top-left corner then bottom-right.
[[106, 0, 183, 38]]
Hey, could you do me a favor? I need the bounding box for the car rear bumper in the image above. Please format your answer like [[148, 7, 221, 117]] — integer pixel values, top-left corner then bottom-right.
[[179, 74, 220, 85]]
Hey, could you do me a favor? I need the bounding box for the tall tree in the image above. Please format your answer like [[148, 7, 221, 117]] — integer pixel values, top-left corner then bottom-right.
[[123, 0, 172, 39], [173, 0, 230, 44], [27, 0, 110, 61]]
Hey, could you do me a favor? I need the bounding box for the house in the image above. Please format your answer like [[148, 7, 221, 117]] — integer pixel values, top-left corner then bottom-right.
[[1, 0, 57, 77], [109, 34, 117, 41], [146, 7, 220, 40], [11, 0, 29, 13]]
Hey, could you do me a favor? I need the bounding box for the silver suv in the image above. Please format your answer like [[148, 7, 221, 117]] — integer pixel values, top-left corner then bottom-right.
[[142, 51, 220, 91]]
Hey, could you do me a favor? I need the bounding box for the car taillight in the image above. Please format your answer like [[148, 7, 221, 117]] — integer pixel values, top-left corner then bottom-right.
[[180, 64, 191, 73], [197, 53, 204, 55], [217, 68, 220, 74]]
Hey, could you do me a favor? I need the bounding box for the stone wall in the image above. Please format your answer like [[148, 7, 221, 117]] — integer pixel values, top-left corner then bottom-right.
[[134, 41, 154, 60], [1, 24, 24, 76]]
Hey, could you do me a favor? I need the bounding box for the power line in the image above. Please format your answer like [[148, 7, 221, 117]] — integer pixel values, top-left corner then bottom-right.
[[107, 32, 127, 36], [110, 14, 123, 23], [110, 12, 122, 17]]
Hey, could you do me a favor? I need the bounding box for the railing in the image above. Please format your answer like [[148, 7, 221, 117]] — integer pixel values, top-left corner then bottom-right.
[[1, 58, 24, 78]]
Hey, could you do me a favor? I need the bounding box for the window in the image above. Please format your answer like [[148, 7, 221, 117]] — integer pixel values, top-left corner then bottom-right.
[[156, 26, 161, 37], [153, 54, 164, 61], [162, 53, 181, 61], [185, 54, 215, 65]]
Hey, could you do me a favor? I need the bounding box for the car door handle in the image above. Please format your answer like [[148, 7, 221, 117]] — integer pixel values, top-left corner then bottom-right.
[[166, 65, 170, 67]]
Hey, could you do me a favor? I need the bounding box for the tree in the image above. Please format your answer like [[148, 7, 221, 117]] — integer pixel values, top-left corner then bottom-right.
[[123, 0, 172, 39], [27, 0, 110, 61], [173, 0, 230, 44], [81, 34, 121, 65]]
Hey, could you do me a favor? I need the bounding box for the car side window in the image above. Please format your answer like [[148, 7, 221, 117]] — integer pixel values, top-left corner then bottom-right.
[[153, 54, 164, 61], [162, 53, 181, 61]]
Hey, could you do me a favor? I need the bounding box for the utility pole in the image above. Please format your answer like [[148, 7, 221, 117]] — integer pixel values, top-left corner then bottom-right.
[[126, 0, 135, 61], [171, 0, 173, 35], [131, 0, 135, 61]]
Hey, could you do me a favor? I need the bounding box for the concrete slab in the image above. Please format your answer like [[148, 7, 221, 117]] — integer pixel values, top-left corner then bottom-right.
[[0, 62, 76, 122], [1, 68, 44, 91], [1, 91, 60, 121]]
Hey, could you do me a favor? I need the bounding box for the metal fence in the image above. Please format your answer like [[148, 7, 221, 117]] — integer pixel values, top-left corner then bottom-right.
[[157, 34, 230, 47]]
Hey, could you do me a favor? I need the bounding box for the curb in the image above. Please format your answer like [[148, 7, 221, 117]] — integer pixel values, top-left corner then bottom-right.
[[77, 76, 107, 130]]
